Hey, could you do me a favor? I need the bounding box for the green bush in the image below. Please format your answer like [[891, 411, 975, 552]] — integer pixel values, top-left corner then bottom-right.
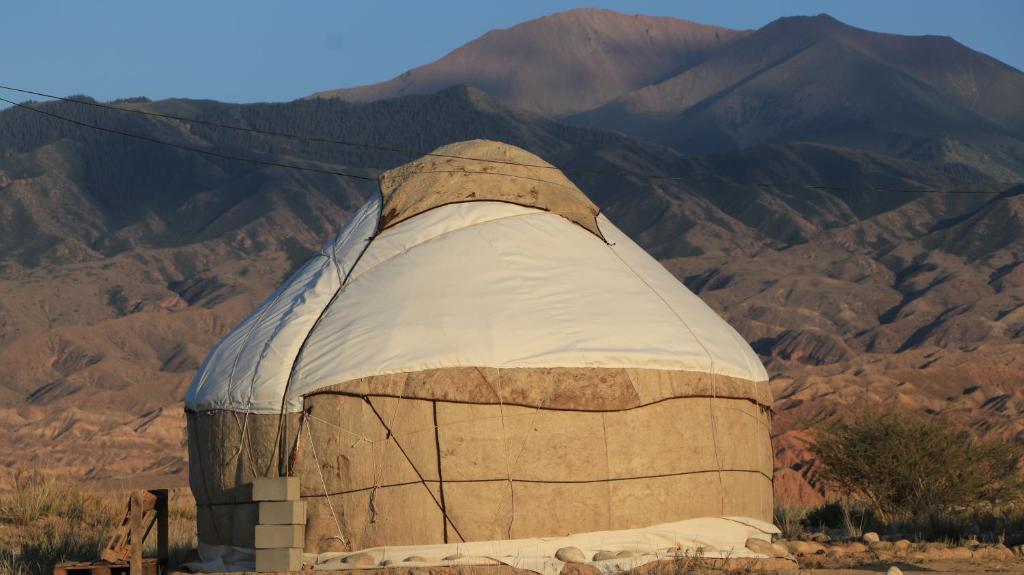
[[812, 411, 1024, 525]]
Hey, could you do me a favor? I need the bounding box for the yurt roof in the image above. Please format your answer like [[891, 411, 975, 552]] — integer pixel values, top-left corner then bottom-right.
[[185, 140, 767, 413]]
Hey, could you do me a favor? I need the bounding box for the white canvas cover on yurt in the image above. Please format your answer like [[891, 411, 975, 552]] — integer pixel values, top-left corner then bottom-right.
[[184, 140, 775, 571]]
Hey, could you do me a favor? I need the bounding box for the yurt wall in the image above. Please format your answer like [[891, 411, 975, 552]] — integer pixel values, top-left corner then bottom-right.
[[189, 371, 772, 552]]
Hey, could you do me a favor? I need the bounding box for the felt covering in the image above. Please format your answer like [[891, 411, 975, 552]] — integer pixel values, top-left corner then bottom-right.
[[185, 140, 774, 559], [190, 393, 772, 551]]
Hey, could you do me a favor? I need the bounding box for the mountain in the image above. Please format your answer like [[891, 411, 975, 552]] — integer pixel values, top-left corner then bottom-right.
[[568, 15, 1024, 180], [313, 10, 1024, 181], [1, 87, 1021, 502], [2, 11, 1023, 504], [310, 8, 747, 116]]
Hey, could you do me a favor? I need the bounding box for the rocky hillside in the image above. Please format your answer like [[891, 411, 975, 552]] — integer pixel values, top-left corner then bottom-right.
[[1, 11, 1022, 503]]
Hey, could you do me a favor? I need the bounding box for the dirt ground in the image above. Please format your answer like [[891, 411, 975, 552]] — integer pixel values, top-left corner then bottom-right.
[[802, 560, 1024, 575], [173, 556, 1024, 575]]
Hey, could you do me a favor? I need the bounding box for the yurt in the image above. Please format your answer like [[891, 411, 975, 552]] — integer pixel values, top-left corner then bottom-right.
[[184, 140, 775, 570]]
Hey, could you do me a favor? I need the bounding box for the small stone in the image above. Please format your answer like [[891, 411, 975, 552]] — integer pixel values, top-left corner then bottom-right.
[[893, 540, 912, 553], [745, 537, 774, 556], [770, 543, 790, 558], [786, 541, 825, 555], [887, 567, 903, 575], [846, 542, 869, 554], [615, 550, 635, 558], [403, 556, 427, 562], [828, 546, 848, 557], [972, 545, 1014, 560], [863, 532, 881, 544], [828, 543, 868, 557], [949, 547, 974, 559], [343, 552, 377, 567], [592, 551, 617, 561], [917, 545, 971, 560], [811, 532, 830, 543], [555, 547, 587, 564]]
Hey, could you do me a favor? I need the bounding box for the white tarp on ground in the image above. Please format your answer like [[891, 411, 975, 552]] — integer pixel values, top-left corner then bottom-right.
[[186, 200, 767, 414], [182, 516, 780, 575]]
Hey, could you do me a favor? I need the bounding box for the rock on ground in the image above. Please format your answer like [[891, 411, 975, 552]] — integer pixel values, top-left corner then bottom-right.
[[745, 537, 775, 556], [555, 547, 587, 564]]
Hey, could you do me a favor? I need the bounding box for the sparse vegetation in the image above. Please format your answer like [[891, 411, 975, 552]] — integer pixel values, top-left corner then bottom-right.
[[812, 411, 1024, 526], [785, 411, 1024, 544], [773, 506, 808, 540], [0, 472, 195, 575]]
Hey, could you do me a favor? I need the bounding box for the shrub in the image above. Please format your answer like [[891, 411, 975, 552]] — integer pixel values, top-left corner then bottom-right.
[[812, 411, 1024, 525]]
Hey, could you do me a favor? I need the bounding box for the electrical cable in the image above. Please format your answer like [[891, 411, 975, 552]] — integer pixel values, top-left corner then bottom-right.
[[0, 84, 1018, 195], [0, 94, 378, 181]]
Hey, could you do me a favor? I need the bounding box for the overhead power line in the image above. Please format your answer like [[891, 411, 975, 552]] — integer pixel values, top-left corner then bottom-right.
[[0, 83, 1017, 196], [0, 83, 560, 170], [0, 95, 378, 181]]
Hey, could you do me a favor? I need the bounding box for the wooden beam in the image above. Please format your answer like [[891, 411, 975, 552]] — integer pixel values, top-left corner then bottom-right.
[[129, 492, 143, 575], [153, 489, 169, 568]]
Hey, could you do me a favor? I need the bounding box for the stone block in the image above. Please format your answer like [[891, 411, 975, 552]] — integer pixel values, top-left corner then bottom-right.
[[259, 500, 307, 525], [255, 547, 302, 572], [253, 477, 300, 501], [255, 524, 305, 549]]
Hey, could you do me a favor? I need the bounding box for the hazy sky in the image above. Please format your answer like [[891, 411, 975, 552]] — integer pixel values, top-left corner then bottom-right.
[[3, 0, 1022, 105]]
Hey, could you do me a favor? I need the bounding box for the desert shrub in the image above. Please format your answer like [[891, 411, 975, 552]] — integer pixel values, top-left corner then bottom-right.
[[773, 505, 808, 539], [804, 501, 844, 529], [812, 411, 1024, 525], [802, 500, 874, 537]]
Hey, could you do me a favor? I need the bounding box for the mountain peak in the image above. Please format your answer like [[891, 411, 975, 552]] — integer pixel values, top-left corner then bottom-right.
[[759, 12, 854, 39], [310, 10, 747, 116]]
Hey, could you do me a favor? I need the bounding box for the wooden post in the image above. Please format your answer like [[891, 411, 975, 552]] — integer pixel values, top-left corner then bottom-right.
[[129, 492, 143, 575], [153, 490, 169, 569]]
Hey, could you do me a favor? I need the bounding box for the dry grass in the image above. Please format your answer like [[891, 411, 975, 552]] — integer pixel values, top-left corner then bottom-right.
[[0, 472, 195, 575], [638, 549, 791, 575], [772, 506, 807, 541]]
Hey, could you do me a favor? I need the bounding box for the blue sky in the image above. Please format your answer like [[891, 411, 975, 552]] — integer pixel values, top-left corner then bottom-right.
[[3, 0, 1022, 105]]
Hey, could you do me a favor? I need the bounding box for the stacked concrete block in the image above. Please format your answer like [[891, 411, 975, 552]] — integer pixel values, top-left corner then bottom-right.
[[253, 477, 305, 572]]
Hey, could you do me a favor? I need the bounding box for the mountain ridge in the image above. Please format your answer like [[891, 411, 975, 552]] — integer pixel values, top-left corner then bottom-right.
[[0, 11, 1022, 504], [311, 8, 748, 116], [566, 13, 1024, 179]]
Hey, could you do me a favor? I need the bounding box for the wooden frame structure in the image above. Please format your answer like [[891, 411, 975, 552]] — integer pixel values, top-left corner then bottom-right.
[[54, 490, 169, 575]]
